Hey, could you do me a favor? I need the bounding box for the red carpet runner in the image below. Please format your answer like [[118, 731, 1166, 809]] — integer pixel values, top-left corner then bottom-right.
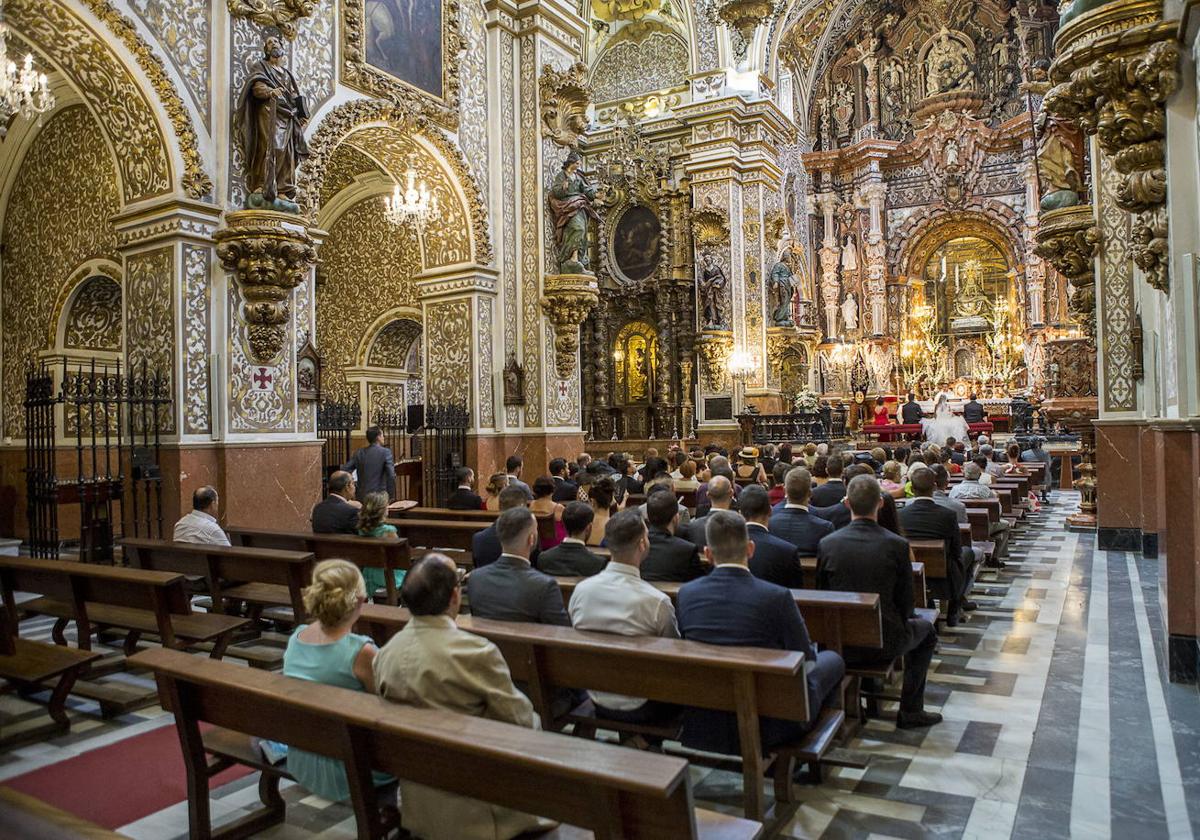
[[2, 723, 252, 829]]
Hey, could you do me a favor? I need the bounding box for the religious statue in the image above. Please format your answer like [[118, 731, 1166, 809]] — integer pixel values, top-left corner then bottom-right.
[[698, 252, 729, 329], [944, 138, 960, 168], [768, 258, 796, 326], [503, 355, 526, 406], [841, 235, 858, 272], [841, 293, 859, 331], [234, 37, 310, 213], [548, 151, 601, 274], [1039, 129, 1084, 210], [925, 28, 975, 96]]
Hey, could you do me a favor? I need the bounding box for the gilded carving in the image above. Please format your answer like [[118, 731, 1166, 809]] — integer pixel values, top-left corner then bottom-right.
[[1095, 152, 1137, 412], [339, 0, 463, 129], [477, 296, 495, 428], [540, 61, 592, 149], [71, 0, 212, 198], [125, 247, 176, 434], [368, 319, 422, 368], [591, 30, 688, 104], [296, 99, 493, 264], [541, 274, 600, 379], [1, 106, 120, 438], [215, 211, 318, 363], [228, 283, 293, 432], [64, 277, 123, 351], [227, 0, 316, 39], [1033, 204, 1099, 337], [695, 330, 733, 393], [292, 0, 337, 116], [690, 204, 731, 247], [521, 40, 541, 425], [130, 0, 211, 127], [458, 0, 490, 198], [183, 245, 212, 434], [425, 300, 471, 406]]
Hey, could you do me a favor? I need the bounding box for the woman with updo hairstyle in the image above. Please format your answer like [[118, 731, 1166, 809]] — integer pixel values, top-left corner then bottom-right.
[[356, 491, 404, 595], [482, 472, 508, 511], [529, 475, 566, 549], [880, 461, 905, 498], [281, 559, 392, 802], [586, 476, 616, 546]]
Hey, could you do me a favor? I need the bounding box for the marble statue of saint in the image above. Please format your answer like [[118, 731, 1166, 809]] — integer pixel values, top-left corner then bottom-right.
[[842, 293, 859, 331], [548, 151, 601, 273], [768, 259, 796, 326], [841, 235, 858, 272], [926, 28, 975, 95], [234, 36, 310, 213], [698, 252, 729, 329]]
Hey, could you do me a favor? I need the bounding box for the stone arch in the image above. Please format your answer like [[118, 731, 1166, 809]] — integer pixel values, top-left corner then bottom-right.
[[891, 203, 1025, 281], [4, 0, 210, 203], [54, 259, 124, 351], [298, 99, 492, 266], [357, 307, 425, 368]]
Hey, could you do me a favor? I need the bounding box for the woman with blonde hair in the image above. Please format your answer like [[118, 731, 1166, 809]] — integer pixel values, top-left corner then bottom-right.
[[356, 491, 405, 594], [880, 461, 905, 498], [281, 559, 393, 802], [482, 472, 508, 511]]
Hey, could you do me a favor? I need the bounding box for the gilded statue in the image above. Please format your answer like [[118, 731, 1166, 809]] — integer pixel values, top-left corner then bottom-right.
[[768, 258, 796, 326], [1038, 129, 1084, 210], [548, 151, 601, 274], [234, 37, 309, 213], [925, 28, 975, 95], [698, 252, 729, 330]]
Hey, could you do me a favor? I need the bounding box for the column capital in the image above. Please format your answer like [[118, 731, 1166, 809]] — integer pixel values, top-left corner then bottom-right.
[[112, 197, 223, 250], [416, 263, 500, 302]]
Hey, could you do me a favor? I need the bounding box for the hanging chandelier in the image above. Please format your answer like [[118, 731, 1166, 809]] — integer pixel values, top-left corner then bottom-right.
[[383, 159, 438, 232], [0, 6, 54, 130]]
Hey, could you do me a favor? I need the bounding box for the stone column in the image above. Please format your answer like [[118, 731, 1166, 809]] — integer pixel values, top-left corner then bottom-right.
[[859, 181, 889, 337], [815, 192, 842, 340]]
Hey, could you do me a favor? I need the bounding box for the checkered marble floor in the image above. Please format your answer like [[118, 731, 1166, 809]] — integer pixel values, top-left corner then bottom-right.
[[2, 490, 1197, 839]]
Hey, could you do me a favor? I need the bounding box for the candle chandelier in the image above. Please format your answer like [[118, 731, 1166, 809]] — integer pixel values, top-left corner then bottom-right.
[[0, 5, 54, 131], [383, 158, 439, 232]]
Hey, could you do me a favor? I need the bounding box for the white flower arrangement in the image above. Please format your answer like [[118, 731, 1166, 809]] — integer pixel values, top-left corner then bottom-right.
[[792, 389, 820, 414]]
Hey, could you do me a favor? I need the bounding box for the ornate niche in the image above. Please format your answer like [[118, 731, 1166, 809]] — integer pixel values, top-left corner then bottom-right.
[[540, 61, 591, 150], [611, 319, 659, 439]]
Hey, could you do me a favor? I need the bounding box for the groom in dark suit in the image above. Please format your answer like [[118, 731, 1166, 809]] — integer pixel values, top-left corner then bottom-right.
[[962, 394, 986, 424], [900, 393, 924, 425]]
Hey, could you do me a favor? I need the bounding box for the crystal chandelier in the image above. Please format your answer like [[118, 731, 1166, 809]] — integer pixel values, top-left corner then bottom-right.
[[0, 6, 54, 130], [383, 158, 438, 232]]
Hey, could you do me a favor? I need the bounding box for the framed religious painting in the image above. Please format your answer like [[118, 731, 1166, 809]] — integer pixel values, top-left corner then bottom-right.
[[340, 0, 463, 128], [610, 204, 663, 284]]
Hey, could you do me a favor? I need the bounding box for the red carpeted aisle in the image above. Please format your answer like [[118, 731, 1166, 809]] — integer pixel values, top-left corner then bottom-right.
[[2, 723, 252, 829]]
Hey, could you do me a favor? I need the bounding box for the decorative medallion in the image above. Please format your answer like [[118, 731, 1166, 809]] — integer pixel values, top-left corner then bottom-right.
[[227, 0, 316, 39]]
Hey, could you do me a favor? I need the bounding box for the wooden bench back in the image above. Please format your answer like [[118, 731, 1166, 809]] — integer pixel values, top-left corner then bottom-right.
[[226, 528, 410, 570], [393, 509, 558, 544], [908, 539, 947, 579], [387, 518, 489, 553], [961, 498, 1001, 523], [133, 647, 707, 840]]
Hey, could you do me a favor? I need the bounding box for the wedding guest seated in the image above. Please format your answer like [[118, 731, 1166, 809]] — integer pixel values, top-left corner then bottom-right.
[[949, 462, 1011, 563], [695, 455, 742, 513], [817, 476, 942, 729], [568, 510, 680, 730], [945, 437, 966, 466], [447, 467, 483, 510], [549, 457, 578, 503], [741, 485, 805, 589], [312, 471, 360, 534], [677, 511, 846, 754], [769, 467, 834, 554], [898, 466, 974, 626], [481, 471, 509, 511], [872, 395, 891, 425], [504, 454, 532, 498], [529, 476, 566, 549], [734, 447, 768, 485], [768, 460, 790, 506], [537, 502, 606, 577], [810, 454, 828, 483], [801, 442, 818, 467], [1005, 442, 1041, 511], [760, 444, 778, 478], [972, 455, 995, 486], [375, 553, 555, 840], [641, 489, 708, 582], [283, 559, 391, 802], [357, 491, 406, 593], [673, 459, 700, 492], [471, 485, 536, 568], [467, 507, 569, 626], [686, 475, 734, 549], [173, 486, 230, 546], [880, 461, 905, 498], [1020, 436, 1053, 500], [810, 454, 847, 506], [585, 476, 616, 546]]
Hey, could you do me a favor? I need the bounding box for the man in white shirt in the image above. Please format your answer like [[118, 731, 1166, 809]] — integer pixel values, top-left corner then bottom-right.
[[173, 486, 230, 546], [568, 510, 680, 728]]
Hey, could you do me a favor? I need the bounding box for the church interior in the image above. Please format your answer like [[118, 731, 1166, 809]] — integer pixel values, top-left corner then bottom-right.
[[0, 0, 1198, 837]]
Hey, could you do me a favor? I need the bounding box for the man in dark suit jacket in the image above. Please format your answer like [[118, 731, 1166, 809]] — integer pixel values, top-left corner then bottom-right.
[[741, 485, 805, 589], [962, 394, 986, 424], [641, 490, 708, 582], [769, 467, 834, 556], [686, 475, 734, 549], [549, 457, 578, 503], [898, 466, 975, 625], [677, 510, 845, 754], [341, 426, 396, 501], [900, 393, 924, 425], [446, 467, 484, 510], [467, 507, 569, 626], [817, 475, 941, 729], [537, 502, 606, 577], [311, 471, 360, 534], [470, 486, 539, 568], [809, 454, 847, 507]]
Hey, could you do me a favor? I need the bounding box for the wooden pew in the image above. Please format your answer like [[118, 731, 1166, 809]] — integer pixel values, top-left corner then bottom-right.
[[967, 508, 991, 542], [386, 518, 490, 559], [226, 528, 411, 606], [800, 558, 928, 609], [392, 508, 558, 546], [134, 647, 762, 840], [121, 539, 314, 624], [0, 787, 125, 839], [354, 608, 837, 822]]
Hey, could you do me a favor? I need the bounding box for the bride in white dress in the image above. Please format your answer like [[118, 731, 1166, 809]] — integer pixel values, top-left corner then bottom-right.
[[922, 394, 969, 446]]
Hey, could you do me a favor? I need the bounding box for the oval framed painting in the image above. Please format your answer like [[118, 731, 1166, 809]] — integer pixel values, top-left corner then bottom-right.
[[611, 205, 663, 283]]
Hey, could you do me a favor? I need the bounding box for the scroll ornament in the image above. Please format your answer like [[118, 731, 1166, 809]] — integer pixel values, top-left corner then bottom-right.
[[226, 0, 316, 39], [695, 331, 733, 392], [540, 62, 592, 149], [541, 274, 600, 379], [1033, 205, 1098, 337]]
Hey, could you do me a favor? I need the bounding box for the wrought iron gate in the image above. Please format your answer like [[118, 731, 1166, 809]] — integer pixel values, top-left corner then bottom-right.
[[421, 404, 468, 507], [317, 401, 360, 496], [23, 358, 168, 561]]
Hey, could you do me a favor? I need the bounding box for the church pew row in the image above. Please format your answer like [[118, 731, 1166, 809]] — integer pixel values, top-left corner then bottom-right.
[[224, 528, 411, 605], [796, 559, 928, 608], [0, 787, 125, 839], [392, 507, 558, 545], [352, 607, 840, 822], [133, 647, 764, 840], [0, 556, 249, 718]]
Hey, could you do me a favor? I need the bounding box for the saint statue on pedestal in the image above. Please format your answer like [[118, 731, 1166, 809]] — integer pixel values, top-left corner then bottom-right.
[[234, 37, 309, 213], [768, 258, 796, 326], [698, 252, 729, 329], [842, 293, 859, 332], [548, 151, 601, 274]]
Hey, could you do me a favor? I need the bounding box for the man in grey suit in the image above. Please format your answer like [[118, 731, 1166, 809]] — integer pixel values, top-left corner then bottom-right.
[[685, 475, 734, 549], [341, 426, 396, 502], [467, 506, 570, 626], [505, 454, 533, 499]]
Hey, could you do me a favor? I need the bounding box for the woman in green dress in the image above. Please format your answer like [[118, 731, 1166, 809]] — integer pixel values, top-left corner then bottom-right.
[[356, 491, 405, 594]]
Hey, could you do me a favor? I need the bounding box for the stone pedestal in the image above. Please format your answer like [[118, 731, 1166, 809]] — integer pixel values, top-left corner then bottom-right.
[[1042, 338, 1099, 529], [541, 273, 599, 380]]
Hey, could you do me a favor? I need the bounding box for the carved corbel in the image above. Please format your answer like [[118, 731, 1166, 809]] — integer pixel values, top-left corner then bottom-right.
[[695, 330, 733, 392], [540, 62, 592, 149], [226, 0, 315, 39], [1033, 204, 1098, 337], [690, 204, 731, 247], [766, 326, 801, 380], [541, 273, 600, 379], [215, 210, 317, 363]]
